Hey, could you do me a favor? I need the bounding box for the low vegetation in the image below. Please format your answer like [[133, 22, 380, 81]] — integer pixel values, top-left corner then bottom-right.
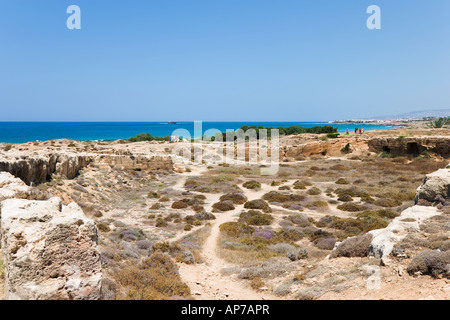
[[243, 180, 261, 189], [330, 233, 373, 258], [113, 252, 191, 300], [212, 125, 338, 140], [128, 133, 171, 142], [316, 215, 389, 240], [244, 199, 272, 213]]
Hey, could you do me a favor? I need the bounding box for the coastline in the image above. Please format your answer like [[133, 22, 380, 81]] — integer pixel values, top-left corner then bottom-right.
[[0, 121, 401, 144]]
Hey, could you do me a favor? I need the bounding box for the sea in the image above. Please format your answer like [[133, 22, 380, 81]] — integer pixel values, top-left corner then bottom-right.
[[0, 122, 399, 144]]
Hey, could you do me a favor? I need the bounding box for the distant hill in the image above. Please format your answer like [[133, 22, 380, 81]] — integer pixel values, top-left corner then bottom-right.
[[370, 109, 450, 120]]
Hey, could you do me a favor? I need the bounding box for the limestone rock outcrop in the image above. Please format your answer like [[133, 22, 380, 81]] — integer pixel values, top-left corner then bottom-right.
[[0, 154, 93, 185], [368, 205, 440, 260], [0, 172, 31, 198], [415, 168, 450, 204], [283, 138, 369, 159], [368, 136, 450, 158], [0, 150, 173, 185], [97, 154, 173, 171], [1, 197, 102, 300], [55, 154, 93, 181]]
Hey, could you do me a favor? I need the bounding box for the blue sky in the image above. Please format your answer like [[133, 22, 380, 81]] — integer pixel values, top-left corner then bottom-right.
[[0, 0, 449, 121]]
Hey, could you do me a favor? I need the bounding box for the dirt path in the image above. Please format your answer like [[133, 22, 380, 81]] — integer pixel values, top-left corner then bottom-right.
[[173, 166, 282, 299], [172, 165, 354, 300], [178, 209, 280, 300]]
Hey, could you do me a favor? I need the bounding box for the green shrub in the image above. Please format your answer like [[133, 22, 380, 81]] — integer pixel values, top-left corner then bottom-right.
[[128, 133, 171, 142], [279, 228, 305, 241], [192, 204, 205, 213], [243, 180, 262, 189], [287, 248, 308, 261], [311, 200, 329, 208], [356, 209, 399, 219], [220, 193, 248, 205], [334, 187, 366, 198], [314, 238, 337, 250], [159, 196, 170, 202], [219, 222, 254, 238], [171, 201, 189, 209], [360, 194, 376, 204], [238, 210, 273, 226], [150, 203, 162, 210], [262, 191, 304, 203], [293, 180, 312, 190], [427, 117, 450, 129], [152, 242, 172, 252], [307, 187, 322, 195], [184, 215, 195, 224], [330, 233, 373, 258], [316, 215, 388, 240], [341, 143, 351, 154], [194, 211, 216, 221], [285, 214, 311, 227], [244, 199, 272, 213], [262, 191, 288, 202], [407, 250, 450, 278], [238, 124, 337, 138], [337, 202, 365, 212], [148, 192, 160, 199], [327, 133, 340, 139], [155, 218, 168, 228], [374, 198, 403, 208], [335, 178, 350, 185], [184, 179, 200, 187], [97, 222, 111, 233], [212, 200, 235, 212], [338, 194, 353, 202]]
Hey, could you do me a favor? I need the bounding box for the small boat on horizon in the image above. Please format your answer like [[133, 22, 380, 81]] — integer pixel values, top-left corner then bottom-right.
[[168, 121, 177, 124]]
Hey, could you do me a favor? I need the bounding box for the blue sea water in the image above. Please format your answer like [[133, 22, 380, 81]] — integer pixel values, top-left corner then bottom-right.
[[0, 122, 399, 143]]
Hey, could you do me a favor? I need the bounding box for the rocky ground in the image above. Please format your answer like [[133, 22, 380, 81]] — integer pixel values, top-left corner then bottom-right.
[[0, 129, 449, 300]]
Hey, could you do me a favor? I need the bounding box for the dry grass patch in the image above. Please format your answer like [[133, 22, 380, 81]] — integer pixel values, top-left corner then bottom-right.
[[330, 233, 373, 258], [113, 252, 191, 300]]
